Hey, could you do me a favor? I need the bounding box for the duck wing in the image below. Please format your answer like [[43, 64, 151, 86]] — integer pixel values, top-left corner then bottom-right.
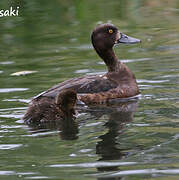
[[33, 74, 118, 100]]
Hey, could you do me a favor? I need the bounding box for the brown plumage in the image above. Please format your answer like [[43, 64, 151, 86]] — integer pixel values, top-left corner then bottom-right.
[[24, 89, 77, 123], [30, 23, 141, 105]]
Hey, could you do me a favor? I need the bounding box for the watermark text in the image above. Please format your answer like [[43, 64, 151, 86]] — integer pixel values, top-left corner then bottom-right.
[[0, 7, 19, 17]]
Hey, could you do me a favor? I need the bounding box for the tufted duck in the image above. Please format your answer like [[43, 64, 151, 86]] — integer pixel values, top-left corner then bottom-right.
[[30, 23, 141, 105]]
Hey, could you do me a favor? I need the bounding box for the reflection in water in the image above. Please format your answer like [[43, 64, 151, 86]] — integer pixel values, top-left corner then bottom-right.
[[25, 99, 137, 144], [90, 100, 138, 180], [26, 117, 78, 140]]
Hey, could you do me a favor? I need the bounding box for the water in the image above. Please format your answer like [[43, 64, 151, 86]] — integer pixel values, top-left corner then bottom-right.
[[0, 0, 179, 179]]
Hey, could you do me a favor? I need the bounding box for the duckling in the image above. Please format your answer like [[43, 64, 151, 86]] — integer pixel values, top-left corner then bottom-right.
[[24, 89, 77, 124], [33, 23, 141, 104]]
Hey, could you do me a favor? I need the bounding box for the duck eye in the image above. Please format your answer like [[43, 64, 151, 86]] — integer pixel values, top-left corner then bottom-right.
[[108, 29, 113, 34]]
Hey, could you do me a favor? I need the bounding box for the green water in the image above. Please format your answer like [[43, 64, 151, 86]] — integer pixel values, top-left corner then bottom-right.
[[0, 0, 179, 179]]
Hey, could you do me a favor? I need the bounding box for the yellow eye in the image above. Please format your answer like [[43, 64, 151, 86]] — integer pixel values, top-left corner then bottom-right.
[[108, 29, 113, 34]]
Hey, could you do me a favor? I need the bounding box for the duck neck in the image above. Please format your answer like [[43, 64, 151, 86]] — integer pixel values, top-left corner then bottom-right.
[[96, 48, 119, 72]]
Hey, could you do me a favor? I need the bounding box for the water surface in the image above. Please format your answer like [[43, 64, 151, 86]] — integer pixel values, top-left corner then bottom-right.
[[0, 0, 179, 179]]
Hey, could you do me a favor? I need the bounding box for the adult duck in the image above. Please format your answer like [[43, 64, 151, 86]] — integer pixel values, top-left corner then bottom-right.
[[33, 23, 141, 104]]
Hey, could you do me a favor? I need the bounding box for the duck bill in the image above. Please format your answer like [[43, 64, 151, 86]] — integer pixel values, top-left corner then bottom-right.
[[115, 32, 141, 45]]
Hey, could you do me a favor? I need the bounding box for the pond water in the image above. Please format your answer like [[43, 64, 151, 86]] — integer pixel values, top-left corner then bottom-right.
[[0, 0, 179, 179]]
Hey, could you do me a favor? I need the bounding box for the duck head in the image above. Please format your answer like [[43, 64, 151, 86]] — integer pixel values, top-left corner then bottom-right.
[[91, 23, 141, 50], [91, 23, 141, 72], [55, 89, 77, 116]]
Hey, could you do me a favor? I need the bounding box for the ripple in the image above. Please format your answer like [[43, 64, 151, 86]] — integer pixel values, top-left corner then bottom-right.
[[137, 79, 169, 83], [49, 161, 136, 168], [142, 94, 153, 99], [0, 107, 26, 112], [23, 131, 59, 137], [75, 69, 90, 74], [73, 44, 92, 50], [97, 58, 153, 65], [79, 149, 93, 153], [0, 129, 14, 133], [0, 114, 23, 119], [121, 57, 153, 63], [156, 97, 179, 101], [91, 168, 179, 178], [87, 71, 105, 75], [138, 84, 164, 89], [0, 88, 29, 93], [156, 45, 179, 51], [85, 122, 103, 127], [0, 171, 15, 175], [132, 123, 150, 127], [0, 107, 25, 119], [0, 144, 22, 150], [159, 74, 179, 79], [0, 61, 14, 65], [3, 98, 30, 103], [0, 171, 37, 176], [11, 71, 37, 76], [25, 176, 51, 179], [17, 172, 37, 175], [1, 125, 26, 129]]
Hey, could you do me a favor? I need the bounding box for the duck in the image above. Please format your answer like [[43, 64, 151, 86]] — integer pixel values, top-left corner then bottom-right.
[[31, 23, 141, 105], [24, 89, 77, 123]]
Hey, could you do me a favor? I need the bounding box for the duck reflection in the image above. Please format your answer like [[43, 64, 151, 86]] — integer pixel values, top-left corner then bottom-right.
[[26, 117, 79, 140], [24, 95, 138, 180], [88, 100, 138, 180]]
